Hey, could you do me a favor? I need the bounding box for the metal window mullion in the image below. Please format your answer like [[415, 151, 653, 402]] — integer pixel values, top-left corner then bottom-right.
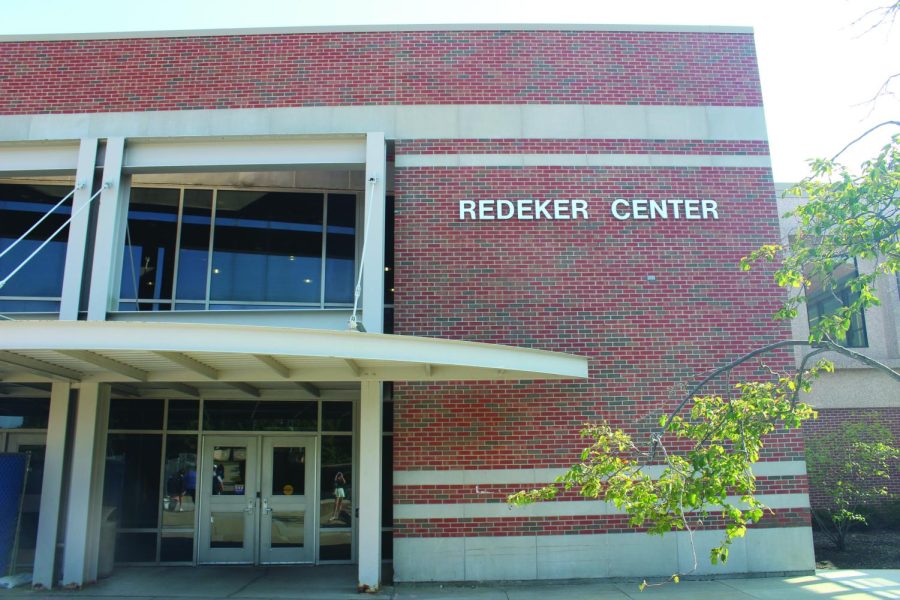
[[156, 403, 169, 564], [320, 194, 328, 309], [170, 189, 185, 307], [205, 191, 217, 311]]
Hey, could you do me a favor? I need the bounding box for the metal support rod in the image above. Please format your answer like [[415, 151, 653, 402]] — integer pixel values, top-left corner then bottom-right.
[[0, 185, 80, 261], [0, 183, 108, 290]]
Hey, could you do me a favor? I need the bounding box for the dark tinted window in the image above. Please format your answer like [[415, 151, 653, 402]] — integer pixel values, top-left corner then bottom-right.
[[325, 194, 356, 304], [108, 399, 164, 430], [120, 188, 179, 311], [0, 184, 72, 312], [211, 191, 323, 304], [203, 400, 317, 431], [104, 434, 163, 528], [0, 398, 50, 429]]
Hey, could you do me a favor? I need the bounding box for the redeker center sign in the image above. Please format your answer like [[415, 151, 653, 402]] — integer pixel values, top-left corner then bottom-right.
[[459, 199, 720, 221]]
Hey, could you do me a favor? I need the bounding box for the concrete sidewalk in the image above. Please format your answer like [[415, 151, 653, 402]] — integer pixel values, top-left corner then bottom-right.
[[394, 570, 900, 599], [1, 567, 898, 599]]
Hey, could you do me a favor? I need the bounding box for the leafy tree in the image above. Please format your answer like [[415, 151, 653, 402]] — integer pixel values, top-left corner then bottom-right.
[[509, 135, 900, 583], [805, 417, 900, 551]]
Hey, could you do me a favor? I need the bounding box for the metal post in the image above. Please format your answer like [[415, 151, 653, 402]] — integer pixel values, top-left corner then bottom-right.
[[32, 382, 71, 589], [357, 380, 383, 590]]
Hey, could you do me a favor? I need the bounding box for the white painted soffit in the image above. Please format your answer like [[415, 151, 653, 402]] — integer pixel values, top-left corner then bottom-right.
[[0, 320, 588, 384]]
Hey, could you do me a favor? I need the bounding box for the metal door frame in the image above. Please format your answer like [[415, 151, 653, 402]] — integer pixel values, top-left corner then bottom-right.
[[197, 434, 317, 565]]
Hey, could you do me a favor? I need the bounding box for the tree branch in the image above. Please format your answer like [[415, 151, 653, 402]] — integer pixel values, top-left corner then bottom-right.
[[657, 340, 900, 440], [830, 121, 900, 162]]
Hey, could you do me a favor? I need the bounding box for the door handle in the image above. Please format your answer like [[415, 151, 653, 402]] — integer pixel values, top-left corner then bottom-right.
[[244, 501, 255, 514], [263, 498, 273, 515]]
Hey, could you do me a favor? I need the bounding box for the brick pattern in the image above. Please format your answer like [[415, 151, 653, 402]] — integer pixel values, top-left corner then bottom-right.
[[392, 165, 797, 472], [804, 407, 900, 509], [393, 475, 809, 505], [393, 508, 811, 538], [0, 30, 762, 115], [396, 139, 771, 156]]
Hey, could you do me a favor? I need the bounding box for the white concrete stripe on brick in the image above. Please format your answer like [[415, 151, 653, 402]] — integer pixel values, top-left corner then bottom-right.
[[0, 105, 768, 144], [393, 460, 807, 486], [392, 493, 810, 519]]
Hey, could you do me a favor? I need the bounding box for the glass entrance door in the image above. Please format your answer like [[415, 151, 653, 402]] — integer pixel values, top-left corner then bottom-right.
[[198, 435, 315, 564]]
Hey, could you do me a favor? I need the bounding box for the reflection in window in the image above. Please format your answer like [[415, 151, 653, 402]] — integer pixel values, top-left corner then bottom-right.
[[212, 446, 247, 495], [271, 446, 305, 496], [211, 191, 323, 305], [325, 194, 357, 303], [321, 436, 352, 529], [162, 435, 197, 526], [203, 401, 317, 431], [0, 398, 50, 429], [807, 262, 869, 348], [118, 186, 358, 311], [119, 188, 179, 311], [104, 434, 163, 528], [0, 184, 73, 313]]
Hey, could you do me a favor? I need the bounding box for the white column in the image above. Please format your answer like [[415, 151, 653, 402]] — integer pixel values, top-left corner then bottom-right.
[[59, 139, 99, 320], [87, 137, 130, 321], [362, 133, 386, 334], [61, 382, 109, 587], [31, 382, 71, 589], [358, 380, 383, 590]]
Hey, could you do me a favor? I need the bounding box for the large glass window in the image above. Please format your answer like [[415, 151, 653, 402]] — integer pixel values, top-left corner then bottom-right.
[[0, 184, 73, 313], [807, 262, 869, 348], [119, 188, 179, 311], [211, 191, 323, 307], [120, 186, 358, 311]]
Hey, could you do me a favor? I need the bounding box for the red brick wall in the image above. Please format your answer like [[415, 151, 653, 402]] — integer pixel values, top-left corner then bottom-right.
[[392, 159, 797, 474], [804, 407, 900, 509], [0, 30, 761, 114]]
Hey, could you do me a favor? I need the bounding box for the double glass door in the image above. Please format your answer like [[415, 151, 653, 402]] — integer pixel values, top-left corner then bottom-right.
[[198, 435, 315, 564]]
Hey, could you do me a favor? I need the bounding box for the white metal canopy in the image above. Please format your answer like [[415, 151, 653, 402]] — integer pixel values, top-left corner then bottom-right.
[[0, 320, 588, 396]]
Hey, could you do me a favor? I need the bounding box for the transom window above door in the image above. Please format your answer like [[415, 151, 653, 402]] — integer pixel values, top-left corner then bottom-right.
[[119, 187, 358, 311]]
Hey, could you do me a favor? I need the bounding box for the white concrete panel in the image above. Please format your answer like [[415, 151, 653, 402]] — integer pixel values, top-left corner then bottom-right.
[[465, 536, 537, 581], [458, 105, 523, 138], [646, 107, 709, 139], [393, 528, 812, 582], [606, 531, 679, 577], [395, 106, 460, 139], [706, 107, 770, 141], [535, 534, 609, 579], [25, 114, 89, 141], [0, 142, 79, 175], [1, 25, 754, 44], [522, 105, 585, 138], [329, 107, 398, 136], [0, 105, 770, 143], [0, 118, 30, 141], [745, 527, 815, 573], [675, 529, 749, 575], [124, 137, 366, 171], [394, 461, 807, 486], [393, 493, 808, 520], [584, 105, 650, 139], [393, 537, 466, 582]]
